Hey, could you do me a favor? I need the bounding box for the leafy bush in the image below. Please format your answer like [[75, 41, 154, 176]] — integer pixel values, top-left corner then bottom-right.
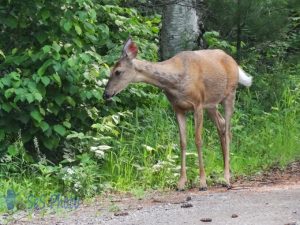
[[0, 0, 160, 161], [203, 31, 237, 55]]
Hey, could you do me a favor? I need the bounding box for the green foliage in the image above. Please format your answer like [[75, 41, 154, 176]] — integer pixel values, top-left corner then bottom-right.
[[0, 0, 160, 159], [204, 0, 300, 59], [203, 31, 237, 55]]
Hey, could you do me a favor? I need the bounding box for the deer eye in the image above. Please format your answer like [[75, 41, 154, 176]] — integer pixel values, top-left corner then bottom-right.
[[115, 70, 122, 76]]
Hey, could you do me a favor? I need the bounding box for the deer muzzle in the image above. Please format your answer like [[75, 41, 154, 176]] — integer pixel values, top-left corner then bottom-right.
[[103, 90, 115, 100]]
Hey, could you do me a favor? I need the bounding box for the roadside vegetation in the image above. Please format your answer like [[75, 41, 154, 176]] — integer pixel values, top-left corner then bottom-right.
[[0, 0, 299, 212]]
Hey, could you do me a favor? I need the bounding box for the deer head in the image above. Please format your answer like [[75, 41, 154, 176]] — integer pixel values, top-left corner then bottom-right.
[[103, 38, 138, 100]]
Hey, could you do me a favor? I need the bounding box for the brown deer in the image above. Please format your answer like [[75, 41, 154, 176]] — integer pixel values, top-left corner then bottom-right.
[[103, 38, 252, 191]]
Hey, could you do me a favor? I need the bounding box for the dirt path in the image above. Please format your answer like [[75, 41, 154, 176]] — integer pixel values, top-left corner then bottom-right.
[[2, 162, 300, 225]]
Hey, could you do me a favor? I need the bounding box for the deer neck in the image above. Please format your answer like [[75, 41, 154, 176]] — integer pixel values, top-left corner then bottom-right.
[[132, 59, 179, 90]]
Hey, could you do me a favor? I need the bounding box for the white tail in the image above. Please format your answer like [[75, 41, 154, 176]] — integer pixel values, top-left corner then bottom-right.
[[238, 67, 253, 87]]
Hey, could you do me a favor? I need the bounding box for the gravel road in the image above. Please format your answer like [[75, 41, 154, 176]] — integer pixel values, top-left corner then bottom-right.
[[3, 184, 299, 225], [2, 162, 300, 225], [101, 185, 300, 225]]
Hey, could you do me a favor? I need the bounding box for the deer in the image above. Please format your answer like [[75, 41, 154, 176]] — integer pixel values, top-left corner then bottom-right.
[[103, 38, 252, 191]]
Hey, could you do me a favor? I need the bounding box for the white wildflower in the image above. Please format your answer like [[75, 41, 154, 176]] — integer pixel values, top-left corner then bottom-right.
[[66, 167, 75, 175], [142, 144, 155, 152]]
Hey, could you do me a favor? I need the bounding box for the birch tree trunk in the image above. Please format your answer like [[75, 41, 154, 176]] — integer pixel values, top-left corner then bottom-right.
[[236, 0, 242, 61], [160, 0, 201, 60]]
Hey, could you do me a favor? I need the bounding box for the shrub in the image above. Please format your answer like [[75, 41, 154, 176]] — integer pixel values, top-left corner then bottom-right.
[[0, 0, 160, 161]]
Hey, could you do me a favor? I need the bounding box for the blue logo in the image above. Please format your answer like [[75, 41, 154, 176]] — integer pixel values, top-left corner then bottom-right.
[[5, 189, 17, 210], [2, 189, 80, 211], [27, 193, 80, 210]]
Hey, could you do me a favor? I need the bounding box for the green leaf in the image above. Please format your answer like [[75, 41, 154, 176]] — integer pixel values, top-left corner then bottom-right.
[[38, 59, 53, 76], [54, 94, 65, 105], [25, 93, 34, 103], [67, 58, 76, 67], [86, 91, 92, 99], [53, 52, 61, 60], [41, 9, 50, 20], [63, 43, 73, 53], [115, 20, 124, 26], [7, 145, 18, 157], [0, 50, 5, 59], [10, 72, 20, 81], [4, 88, 14, 99], [31, 51, 43, 62], [40, 121, 50, 132], [30, 110, 43, 123], [151, 27, 159, 33], [53, 73, 61, 87], [63, 20, 72, 32], [92, 90, 101, 100], [63, 121, 71, 129], [52, 41, 61, 52], [42, 45, 51, 54], [89, 9, 97, 20], [98, 24, 109, 37], [66, 96, 76, 107], [41, 77, 50, 86], [80, 53, 90, 63], [73, 38, 83, 48], [86, 34, 97, 42], [35, 31, 48, 44], [2, 103, 12, 112], [74, 24, 82, 35], [27, 81, 36, 91], [39, 107, 46, 116], [12, 48, 18, 55], [43, 136, 59, 149], [53, 124, 67, 136], [1, 77, 11, 86], [33, 92, 43, 102]]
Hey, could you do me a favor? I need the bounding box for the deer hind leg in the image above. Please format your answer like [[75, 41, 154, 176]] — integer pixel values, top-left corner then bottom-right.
[[176, 110, 187, 191], [207, 107, 227, 185], [222, 91, 236, 189], [194, 107, 207, 191]]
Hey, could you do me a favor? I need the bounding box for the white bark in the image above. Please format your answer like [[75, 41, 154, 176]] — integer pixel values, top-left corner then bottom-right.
[[160, 0, 200, 60]]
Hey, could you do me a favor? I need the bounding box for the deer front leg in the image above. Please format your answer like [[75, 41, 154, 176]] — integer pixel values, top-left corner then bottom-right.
[[176, 111, 187, 191], [194, 107, 207, 191]]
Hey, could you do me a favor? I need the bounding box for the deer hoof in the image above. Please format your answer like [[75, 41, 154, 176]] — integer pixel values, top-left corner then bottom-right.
[[176, 187, 185, 192], [199, 186, 208, 191], [226, 184, 232, 190], [221, 183, 232, 190]]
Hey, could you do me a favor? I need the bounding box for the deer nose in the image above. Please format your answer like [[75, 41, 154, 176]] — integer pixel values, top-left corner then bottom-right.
[[103, 91, 110, 100]]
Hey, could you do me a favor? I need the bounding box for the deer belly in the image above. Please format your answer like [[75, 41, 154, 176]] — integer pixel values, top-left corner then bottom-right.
[[164, 90, 194, 111], [203, 92, 225, 108]]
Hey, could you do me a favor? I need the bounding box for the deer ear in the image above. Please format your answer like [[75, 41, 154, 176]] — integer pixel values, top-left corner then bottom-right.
[[122, 38, 138, 59]]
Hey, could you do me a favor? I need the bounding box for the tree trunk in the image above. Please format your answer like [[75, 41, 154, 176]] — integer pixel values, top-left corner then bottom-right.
[[236, 0, 241, 61], [160, 0, 201, 60]]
